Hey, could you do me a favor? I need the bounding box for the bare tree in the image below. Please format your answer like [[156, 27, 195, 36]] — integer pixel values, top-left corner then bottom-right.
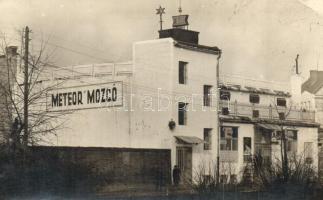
[[0, 30, 68, 155], [272, 100, 294, 182]]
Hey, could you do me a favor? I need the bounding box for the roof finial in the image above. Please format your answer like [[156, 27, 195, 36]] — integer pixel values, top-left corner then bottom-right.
[[156, 5, 166, 31]]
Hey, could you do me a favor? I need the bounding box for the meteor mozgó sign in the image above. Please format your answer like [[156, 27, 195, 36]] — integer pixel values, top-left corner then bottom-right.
[[46, 82, 123, 111]]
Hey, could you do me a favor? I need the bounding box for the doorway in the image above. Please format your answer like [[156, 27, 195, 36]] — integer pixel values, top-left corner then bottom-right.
[[176, 146, 192, 184]]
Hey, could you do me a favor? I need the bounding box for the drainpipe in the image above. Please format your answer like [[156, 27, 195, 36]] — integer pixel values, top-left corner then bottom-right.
[[216, 50, 222, 184]]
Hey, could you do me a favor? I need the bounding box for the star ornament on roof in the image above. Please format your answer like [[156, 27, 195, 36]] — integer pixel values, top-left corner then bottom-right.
[[156, 6, 165, 15]]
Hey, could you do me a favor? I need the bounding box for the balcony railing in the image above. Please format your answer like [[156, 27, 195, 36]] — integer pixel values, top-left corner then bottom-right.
[[219, 100, 315, 122]]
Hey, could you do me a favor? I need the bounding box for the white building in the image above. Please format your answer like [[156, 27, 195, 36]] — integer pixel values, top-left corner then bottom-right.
[[33, 14, 221, 187], [26, 14, 319, 188]]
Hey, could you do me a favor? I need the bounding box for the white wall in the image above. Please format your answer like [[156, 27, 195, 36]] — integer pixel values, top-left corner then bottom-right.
[[132, 38, 219, 179], [173, 42, 219, 177], [37, 68, 133, 148], [131, 38, 174, 149]]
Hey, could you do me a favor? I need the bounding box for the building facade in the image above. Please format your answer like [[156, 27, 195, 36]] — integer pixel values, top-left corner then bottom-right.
[[218, 76, 318, 182], [301, 70, 323, 180], [33, 17, 221, 187], [26, 16, 320, 188]]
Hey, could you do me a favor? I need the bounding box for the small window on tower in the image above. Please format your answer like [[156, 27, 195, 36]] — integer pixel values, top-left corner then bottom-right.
[[179, 61, 187, 84]]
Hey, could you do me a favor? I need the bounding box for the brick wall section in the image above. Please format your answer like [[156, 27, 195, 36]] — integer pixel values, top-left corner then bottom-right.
[[31, 146, 171, 188], [0, 47, 18, 145], [0, 55, 11, 144]]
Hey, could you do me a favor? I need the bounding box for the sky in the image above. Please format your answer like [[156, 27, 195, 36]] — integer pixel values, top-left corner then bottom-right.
[[1, 0, 323, 84]]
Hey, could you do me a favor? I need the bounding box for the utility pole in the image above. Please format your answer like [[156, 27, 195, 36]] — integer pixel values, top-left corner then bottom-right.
[[216, 51, 222, 184], [295, 54, 299, 74], [23, 26, 29, 148]]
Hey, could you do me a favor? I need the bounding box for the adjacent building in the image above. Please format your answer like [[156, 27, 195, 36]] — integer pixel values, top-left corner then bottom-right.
[[218, 75, 319, 182], [301, 70, 323, 180]]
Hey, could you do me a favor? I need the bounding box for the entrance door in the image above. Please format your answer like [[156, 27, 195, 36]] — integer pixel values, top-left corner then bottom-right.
[[176, 147, 192, 184]]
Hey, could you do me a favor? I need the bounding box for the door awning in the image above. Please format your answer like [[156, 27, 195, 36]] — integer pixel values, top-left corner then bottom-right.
[[175, 136, 205, 145], [256, 123, 281, 131]]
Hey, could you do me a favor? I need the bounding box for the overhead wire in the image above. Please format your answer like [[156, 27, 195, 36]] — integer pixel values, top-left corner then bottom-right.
[[6, 31, 290, 89]]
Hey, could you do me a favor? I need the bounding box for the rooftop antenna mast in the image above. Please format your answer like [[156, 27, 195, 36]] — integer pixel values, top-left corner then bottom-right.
[[173, 0, 189, 30], [295, 54, 299, 74]]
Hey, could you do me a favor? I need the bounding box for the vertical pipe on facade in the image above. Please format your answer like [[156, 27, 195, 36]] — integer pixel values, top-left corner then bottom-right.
[[113, 63, 116, 79], [216, 50, 222, 184]]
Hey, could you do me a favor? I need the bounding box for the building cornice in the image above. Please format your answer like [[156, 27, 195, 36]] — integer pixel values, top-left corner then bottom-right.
[[174, 40, 221, 55]]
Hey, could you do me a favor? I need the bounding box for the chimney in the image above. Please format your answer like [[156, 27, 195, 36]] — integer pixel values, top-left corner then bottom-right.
[[158, 13, 199, 44]]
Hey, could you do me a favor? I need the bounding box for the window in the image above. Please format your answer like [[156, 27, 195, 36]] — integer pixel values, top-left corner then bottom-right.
[[178, 102, 188, 125], [203, 85, 212, 106], [220, 90, 231, 100], [286, 130, 297, 153], [204, 128, 212, 150], [277, 98, 286, 107], [222, 107, 229, 115], [220, 175, 228, 184], [249, 94, 260, 104], [252, 110, 259, 118], [179, 61, 187, 84], [243, 137, 252, 162], [220, 127, 238, 151], [304, 142, 313, 164], [278, 112, 285, 120]]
